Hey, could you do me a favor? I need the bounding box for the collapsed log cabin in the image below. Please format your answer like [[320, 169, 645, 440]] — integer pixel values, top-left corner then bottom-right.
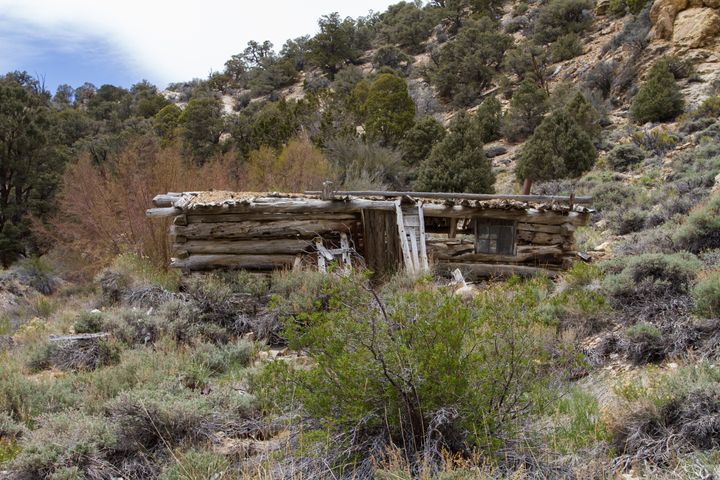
[[147, 190, 593, 279]]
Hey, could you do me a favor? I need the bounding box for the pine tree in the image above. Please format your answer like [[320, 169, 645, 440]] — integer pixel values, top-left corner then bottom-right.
[[415, 112, 495, 193], [631, 59, 684, 124]]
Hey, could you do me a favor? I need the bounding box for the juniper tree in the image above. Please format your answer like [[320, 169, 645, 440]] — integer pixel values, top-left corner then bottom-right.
[[415, 112, 495, 193], [516, 109, 597, 183], [399, 116, 447, 167], [364, 73, 416, 147], [631, 59, 684, 124]]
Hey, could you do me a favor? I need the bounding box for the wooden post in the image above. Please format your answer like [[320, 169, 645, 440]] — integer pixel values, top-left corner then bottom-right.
[[417, 202, 429, 272], [315, 239, 327, 273], [522, 179, 532, 195], [395, 201, 415, 274], [340, 233, 352, 273], [321, 181, 334, 200]]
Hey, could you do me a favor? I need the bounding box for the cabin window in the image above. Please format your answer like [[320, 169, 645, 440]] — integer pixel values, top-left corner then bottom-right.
[[474, 218, 516, 255]]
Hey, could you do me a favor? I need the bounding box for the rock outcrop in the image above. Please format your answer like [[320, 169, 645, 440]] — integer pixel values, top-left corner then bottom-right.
[[649, 0, 720, 47], [672, 8, 720, 47]]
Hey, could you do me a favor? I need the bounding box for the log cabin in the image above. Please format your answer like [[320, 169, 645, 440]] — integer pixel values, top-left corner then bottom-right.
[[147, 189, 593, 279]]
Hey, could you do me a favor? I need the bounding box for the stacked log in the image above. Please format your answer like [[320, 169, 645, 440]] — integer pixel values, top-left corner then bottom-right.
[[427, 209, 588, 277], [168, 211, 362, 271], [148, 192, 592, 276]]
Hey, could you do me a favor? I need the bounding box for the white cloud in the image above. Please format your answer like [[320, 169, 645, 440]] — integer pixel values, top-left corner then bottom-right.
[[0, 0, 398, 87]]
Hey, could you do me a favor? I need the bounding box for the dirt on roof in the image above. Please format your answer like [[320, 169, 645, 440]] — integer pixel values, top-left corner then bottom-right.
[[172, 191, 592, 213]]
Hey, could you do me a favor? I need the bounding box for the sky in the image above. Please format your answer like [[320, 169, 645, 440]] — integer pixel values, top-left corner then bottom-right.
[[0, 0, 399, 93]]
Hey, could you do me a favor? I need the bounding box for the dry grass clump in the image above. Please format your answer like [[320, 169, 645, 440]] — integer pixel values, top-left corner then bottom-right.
[[97, 253, 181, 307], [607, 362, 720, 474], [27, 337, 121, 373]]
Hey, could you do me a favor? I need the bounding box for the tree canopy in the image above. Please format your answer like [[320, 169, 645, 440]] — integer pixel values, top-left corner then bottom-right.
[[415, 112, 495, 193]]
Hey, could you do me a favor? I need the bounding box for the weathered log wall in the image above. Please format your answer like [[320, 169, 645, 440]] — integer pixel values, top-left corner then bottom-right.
[[170, 212, 362, 271], [150, 193, 591, 276], [427, 213, 585, 279]]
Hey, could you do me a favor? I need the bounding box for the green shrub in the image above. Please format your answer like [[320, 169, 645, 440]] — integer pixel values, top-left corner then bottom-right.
[[26, 343, 57, 373], [399, 116, 447, 167], [375, 2, 438, 54], [673, 193, 720, 254], [103, 308, 162, 346], [0, 365, 79, 422], [551, 33, 584, 62], [547, 387, 609, 453], [516, 109, 597, 182], [625, 322, 662, 340], [415, 111, 495, 193], [602, 252, 702, 305], [692, 271, 720, 318], [610, 363, 720, 466], [606, 143, 646, 171], [475, 95, 503, 143], [0, 412, 27, 441], [589, 179, 642, 212], [608, 208, 648, 235], [107, 387, 255, 455], [431, 19, 513, 106], [15, 256, 57, 295], [621, 322, 667, 364], [608, 0, 651, 15], [194, 340, 255, 375], [372, 45, 411, 71], [533, 0, 594, 44], [159, 448, 229, 480], [257, 276, 570, 461], [72, 311, 103, 334], [691, 95, 720, 120], [109, 253, 180, 292], [631, 59, 684, 124], [364, 73, 416, 147], [631, 128, 678, 155], [11, 412, 117, 479], [563, 90, 602, 140], [504, 41, 550, 89], [502, 78, 548, 142]]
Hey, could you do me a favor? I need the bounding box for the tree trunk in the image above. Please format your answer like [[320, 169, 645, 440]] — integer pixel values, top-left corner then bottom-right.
[[522, 178, 532, 195]]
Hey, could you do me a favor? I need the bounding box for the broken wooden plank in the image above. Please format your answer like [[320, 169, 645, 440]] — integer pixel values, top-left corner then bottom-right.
[[49, 333, 110, 342]]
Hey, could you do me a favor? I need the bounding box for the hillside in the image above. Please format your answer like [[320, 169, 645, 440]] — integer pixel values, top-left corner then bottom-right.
[[1, 0, 720, 478]]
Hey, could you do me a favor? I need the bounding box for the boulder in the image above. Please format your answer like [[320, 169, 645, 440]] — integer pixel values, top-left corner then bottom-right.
[[485, 145, 508, 158], [649, 0, 689, 40], [672, 7, 720, 47]]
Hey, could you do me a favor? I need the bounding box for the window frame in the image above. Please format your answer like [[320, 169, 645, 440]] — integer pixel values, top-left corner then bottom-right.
[[473, 217, 517, 256]]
